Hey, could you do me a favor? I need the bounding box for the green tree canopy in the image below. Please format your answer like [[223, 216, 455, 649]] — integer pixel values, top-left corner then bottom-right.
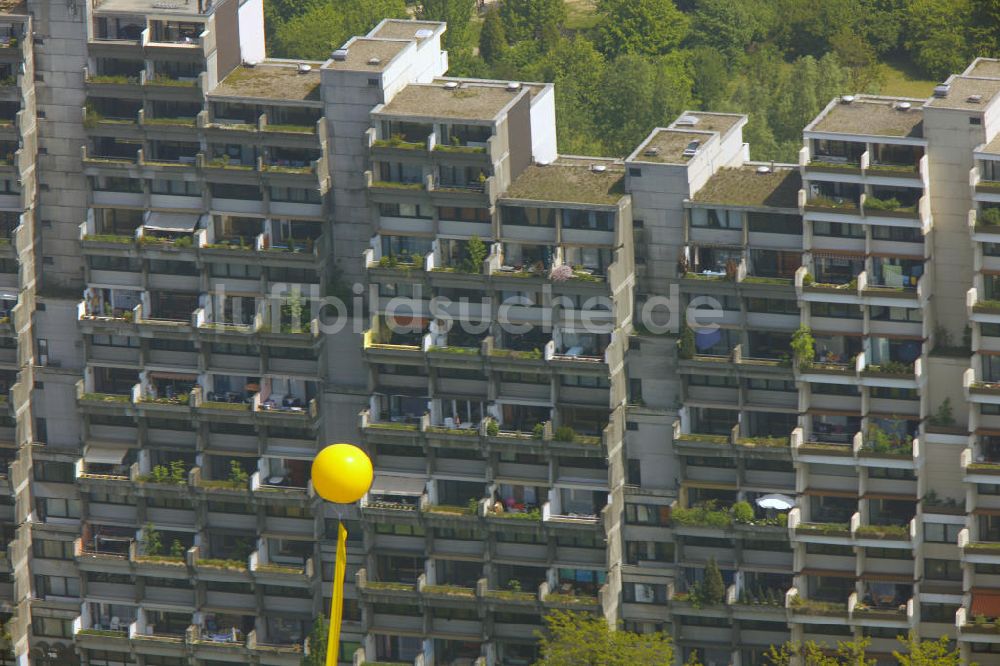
[[596, 0, 690, 57], [498, 0, 565, 47], [535, 610, 678, 666], [903, 0, 974, 79], [479, 6, 507, 64]]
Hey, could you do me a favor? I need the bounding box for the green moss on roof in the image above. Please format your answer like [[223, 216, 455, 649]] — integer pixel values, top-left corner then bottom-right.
[[692, 167, 801, 209], [505, 164, 625, 205]]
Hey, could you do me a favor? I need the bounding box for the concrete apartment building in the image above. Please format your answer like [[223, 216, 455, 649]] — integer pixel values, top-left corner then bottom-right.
[[0, 0, 997, 664]]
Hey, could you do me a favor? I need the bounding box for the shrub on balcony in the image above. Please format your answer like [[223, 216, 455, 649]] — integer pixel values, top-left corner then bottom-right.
[[553, 426, 576, 442], [863, 196, 901, 211], [677, 325, 695, 360], [532, 423, 545, 439], [928, 397, 955, 427], [462, 235, 486, 274], [790, 325, 814, 370], [486, 419, 499, 437], [982, 207, 1000, 226], [731, 501, 754, 524]]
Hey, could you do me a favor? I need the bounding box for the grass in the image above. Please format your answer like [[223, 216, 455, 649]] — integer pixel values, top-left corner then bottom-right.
[[83, 234, 132, 244], [564, 0, 600, 31], [135, 554, 185, 565], [81, 392, 130, 403], [264, 123, 315, 133], [78, 629, 127, 637], [364, 581, 415, 591], [200, 400, 250, 411], [422, 584, 475, 597], [879, 58, 937, 98], [197, 557, 247, 570], [855, 524, 909, 539], [144, 116, 197, 127]]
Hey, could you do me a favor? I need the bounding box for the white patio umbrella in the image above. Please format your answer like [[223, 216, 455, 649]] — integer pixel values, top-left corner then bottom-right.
[[755, 493, 795, 511]]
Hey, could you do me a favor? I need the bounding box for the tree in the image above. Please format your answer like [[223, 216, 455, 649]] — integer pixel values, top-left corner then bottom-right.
[[689, 0, 772, 61], [765, 637, 874, 666], [270, 4, 347, 60], [498, 0, 565, 48], [903, 0, 973, 79], [894, 632, 967, 666], [141, 523, 163, 556], [420, 0, 474, 54], [479, 6, 507, 64], [534, 610, 680, 666], [766, 634, 969, 666], [593, 52, 692, 156], [596, 0, 689, 57], [464, 236, 487, 274], [702, 558, 725, 605], [690, 46, 729, 110], [302, 617, 328, 666]]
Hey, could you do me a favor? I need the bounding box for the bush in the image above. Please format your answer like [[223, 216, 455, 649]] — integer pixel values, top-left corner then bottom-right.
[[486, 420, 499, 437], [553, 426, 575, 442], [702, 558, 725, 605], [790, 325, 814, 369], [802, 272, 814, 286], [142, 523, 162, 556], [463, 235, 487, 274], [731, 501, 754, 524], [532, 423, 545, 439], [864, 196, 902, 211], [981, 207, 1000, 226], [929, 397, 955, 427]]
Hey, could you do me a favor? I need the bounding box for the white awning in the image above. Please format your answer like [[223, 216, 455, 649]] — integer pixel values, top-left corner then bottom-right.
[[370, 474, 426, 497], [84, 445, 128, 465], [144, 212, 202, 232]]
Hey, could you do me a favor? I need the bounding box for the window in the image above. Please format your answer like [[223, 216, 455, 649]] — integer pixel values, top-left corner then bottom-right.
[[972, 116, 983, 125], [37, 497, 81, 520], [871, 225, 922, 242], [35, 574, 80, 598], [921, 603, 959, 623], [629, 168, 641, 177], [924, 522, 962, 543], [746, 297, 797, 315], [32, 616, 73, 638], [151, 179, 199, 196], [811, 302, 862, 319], [688, 375, 738, 388], [625, 503, 670, 526], [925, 558, 962, 581], [748, 213, 801, 235], [380, 202, 432, 219], [92, 334, 140, 348], [689, 208, 742, 229], [813, 220, 864, 237], [623, 582, 667, 603], [34, 461, 74, 483], [870, 305, 922, 322], [86, 651, 136, 666]]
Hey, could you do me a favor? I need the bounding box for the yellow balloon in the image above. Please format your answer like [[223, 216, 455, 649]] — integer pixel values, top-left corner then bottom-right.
[[311, 443, 373, 504]]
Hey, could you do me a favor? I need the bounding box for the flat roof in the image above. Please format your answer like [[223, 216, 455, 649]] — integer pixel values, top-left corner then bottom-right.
[[672, 112, 744, 137], [925, 76, 1000, 110], [981, 133, 1000, 156], [211, 63, 321, 102], [379, 82, 522, 121], [368, 19, 442, 41], [325, 38, 409, 72], [633, 128, 712, 164], [504, 160, 625, 206], [811, 97, 924, 138], [967, 59, 1000, 79], [691, 166, 801, 209]]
